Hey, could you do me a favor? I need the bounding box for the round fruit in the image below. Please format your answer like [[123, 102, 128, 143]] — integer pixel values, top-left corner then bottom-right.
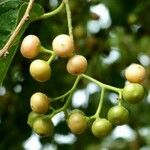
[[20, 35, 41, 58], [122, 83, 145, 103], [27, 111, 42, 127], [68, 111, 87, 134], [125, 63, 146, 83], [107, 105, 129, 125], [128, 14, 137, 24], [33, 117, 54, 137], [30, 92, 50, 113], [67, 55, 87, 75], [91, 118, 112, 138], [52, 34, 74, 57], [73, 25, 85, 38], [29, 59, 51, 82]]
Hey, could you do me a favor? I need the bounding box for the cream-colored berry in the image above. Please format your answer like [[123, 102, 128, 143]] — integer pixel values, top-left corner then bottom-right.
[[20, 35, 41, 58], [125, 63, 146, 83], [52, 34, 74, 57]]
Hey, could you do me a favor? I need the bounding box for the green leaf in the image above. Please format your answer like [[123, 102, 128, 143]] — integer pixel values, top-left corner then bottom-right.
[[0, 0, 44, 85]]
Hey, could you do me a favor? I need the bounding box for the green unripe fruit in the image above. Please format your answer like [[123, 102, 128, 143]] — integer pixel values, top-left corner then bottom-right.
[[122, 83, 145, 103], [91, 118, 112, 138], [107, 105, 129, 125], [33, 117, 54, 137], [73, 25, 86, 38], [68, 111, 87, 134], [29, 59, 51, 82], [27, 111, 42, 127], [128, 14, 137, 24]]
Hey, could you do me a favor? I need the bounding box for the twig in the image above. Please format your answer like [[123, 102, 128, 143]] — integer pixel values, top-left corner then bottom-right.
[[0, 0, 35, 58], [35, 0, 65, 21]]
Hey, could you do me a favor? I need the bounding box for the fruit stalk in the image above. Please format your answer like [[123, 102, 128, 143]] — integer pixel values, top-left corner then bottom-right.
[[35, 0, 65, 21], [81, 74, 122, 93], [65, 0, 73, 39], [93, 88, 105, 119]]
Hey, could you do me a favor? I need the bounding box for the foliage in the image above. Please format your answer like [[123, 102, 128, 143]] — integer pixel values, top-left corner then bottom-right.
[[0, 0, 44, 85]]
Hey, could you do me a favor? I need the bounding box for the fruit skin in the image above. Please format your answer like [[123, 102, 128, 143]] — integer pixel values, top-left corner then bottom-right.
[[68, 111, 87, 134], [33, 117, 54, 137], [125, 63, 146, 83], [122, 83, 145, 103], [67, 55, 87, 75], [27, 111, 42, 127], [69, 109, 85, 116], [52, 34, 74, 57], [30, 92, 50, 113], [20, 35, 41, 59], [29, 59, 51, 82], [107, 105, 129, 125], [91, 118, 112, 138]]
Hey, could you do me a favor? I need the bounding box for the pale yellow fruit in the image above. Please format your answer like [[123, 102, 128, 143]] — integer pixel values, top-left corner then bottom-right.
[[20, 35, 41, 58], [30, 92, 50, 113], [30, 59, 51, 82], [125, 63, 146, 83]]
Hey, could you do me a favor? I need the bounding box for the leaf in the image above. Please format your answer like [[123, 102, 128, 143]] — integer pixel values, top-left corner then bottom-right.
[[0, 0, 44, 85], [0, 0, 22, 46]]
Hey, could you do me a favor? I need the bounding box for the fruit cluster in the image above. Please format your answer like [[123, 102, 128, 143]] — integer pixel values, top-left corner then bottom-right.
[[21, 34, 87, 82], [20, 34, 146, 138], [21, 34, 87, 136]]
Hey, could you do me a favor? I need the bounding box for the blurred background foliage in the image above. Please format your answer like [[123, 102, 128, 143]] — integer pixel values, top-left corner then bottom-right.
[[0, 0, 150, 149]]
